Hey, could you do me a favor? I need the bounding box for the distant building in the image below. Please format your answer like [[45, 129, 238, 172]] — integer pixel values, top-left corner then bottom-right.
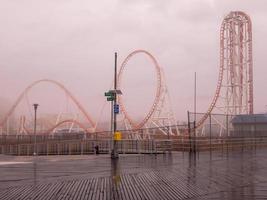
[[231, 114, 267, 137]]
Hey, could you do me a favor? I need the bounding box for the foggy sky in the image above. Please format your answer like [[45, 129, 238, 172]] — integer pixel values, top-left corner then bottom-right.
[[0, 0, 267, 123]]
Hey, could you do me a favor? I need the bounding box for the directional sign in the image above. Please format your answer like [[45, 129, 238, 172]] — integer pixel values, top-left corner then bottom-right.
[[105, 90, 122, 102], [114, 104, 119, 114], [104, 91, 112, 96], [107, 97, 114, 101], [105, 91, 115, 101]]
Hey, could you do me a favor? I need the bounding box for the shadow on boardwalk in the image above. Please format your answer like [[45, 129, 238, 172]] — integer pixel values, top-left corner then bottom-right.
[[0, 149, 267, 199]]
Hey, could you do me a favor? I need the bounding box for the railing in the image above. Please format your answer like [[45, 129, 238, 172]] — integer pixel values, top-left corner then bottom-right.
[[2, 135, 267, 156], [0, 139, 172, 156], [172, 136, 267, 152]]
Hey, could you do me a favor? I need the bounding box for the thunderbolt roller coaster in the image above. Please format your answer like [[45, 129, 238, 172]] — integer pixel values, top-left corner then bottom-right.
[[0, 11, 253, 137]]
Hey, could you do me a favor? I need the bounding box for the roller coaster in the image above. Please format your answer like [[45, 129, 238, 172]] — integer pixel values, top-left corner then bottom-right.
[[0, 11, 254, 137]]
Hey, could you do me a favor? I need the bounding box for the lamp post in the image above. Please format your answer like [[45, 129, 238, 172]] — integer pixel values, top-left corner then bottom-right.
[[113, 52, 118, 159], [104, 53, 122, 159], [33, 104, 39, 156]]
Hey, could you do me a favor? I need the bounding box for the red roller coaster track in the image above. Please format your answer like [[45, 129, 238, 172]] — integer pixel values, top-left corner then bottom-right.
[[0, 79, 96, 132], [118, 50, 162, 130], [197, 11, 253, 127], [21, 119, 91, 135], [45, 119, 91, 135]]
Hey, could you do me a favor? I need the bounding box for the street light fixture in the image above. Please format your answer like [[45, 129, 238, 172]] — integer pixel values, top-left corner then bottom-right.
[[33, 104, 39, 156]]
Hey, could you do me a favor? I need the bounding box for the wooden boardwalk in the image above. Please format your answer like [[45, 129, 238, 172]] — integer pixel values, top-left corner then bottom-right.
[[1, 150, 267, 199]]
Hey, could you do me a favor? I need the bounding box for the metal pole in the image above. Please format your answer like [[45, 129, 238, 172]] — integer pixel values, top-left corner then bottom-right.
[[33, 104, 39, 156], [226, 114, 229, 137], [114, 52, 117, 137], [193, 121, 196, 154], [187, 111, 191, 153], [194, 72, 196, 123], [111, 52, 118, 159], [193, 72, 197, 154], [110, 100, 114, 153], [209, 113, 212, 156], [6, 118, 9, 135]]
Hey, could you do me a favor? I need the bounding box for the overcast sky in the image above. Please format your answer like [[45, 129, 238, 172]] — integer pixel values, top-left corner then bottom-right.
[[0, 0, 266, 124]]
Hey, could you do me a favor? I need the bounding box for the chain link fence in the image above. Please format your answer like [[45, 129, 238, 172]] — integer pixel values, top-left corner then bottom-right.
[[188, 112, 267, 138]]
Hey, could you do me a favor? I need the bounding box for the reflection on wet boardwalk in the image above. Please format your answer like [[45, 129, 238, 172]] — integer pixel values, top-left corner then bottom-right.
[[1, 149, 267, 199]]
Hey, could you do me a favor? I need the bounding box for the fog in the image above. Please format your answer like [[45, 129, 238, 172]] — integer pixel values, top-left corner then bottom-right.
[[0, 0, 267, 125]]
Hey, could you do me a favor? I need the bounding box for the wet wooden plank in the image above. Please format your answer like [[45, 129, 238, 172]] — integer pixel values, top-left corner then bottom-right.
[[2, 151, 267, 199], [44, 182, 65, 200], [77, 179, 90, 200], [59, 180, 76, 200], [81, 179, 94, 200], [0, 185, 28, 200], [73, 179, 87, 200], [67, 179, 84, 200], [87, 178, 97, 200]]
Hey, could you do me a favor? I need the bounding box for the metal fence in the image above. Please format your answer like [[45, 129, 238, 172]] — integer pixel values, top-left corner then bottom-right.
[[188, 112, 267, 138], [2, 112, 267, 155], [0, 125, 189, 144], [0, 139, 172, 156], [2, 135, 267, 155], [172, 136, 267, 152]]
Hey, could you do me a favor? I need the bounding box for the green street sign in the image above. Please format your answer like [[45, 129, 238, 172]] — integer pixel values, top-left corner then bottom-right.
[[107, 96, 115, 101], [104, 90, 121, 101], [105, 91, 113, 97]]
